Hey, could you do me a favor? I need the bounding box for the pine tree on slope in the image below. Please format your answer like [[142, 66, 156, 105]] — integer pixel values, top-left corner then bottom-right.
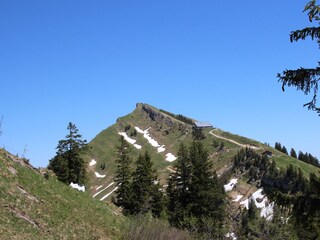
[[48, 122, 88, 184], [114, 136, 133, 213], [130, 151, 162, 216], [167, 143, 192, 227]]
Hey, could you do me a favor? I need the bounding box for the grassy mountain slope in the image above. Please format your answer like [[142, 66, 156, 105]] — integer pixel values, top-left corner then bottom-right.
[[0, 148, 123, 240], [85, 103, 319, 202]]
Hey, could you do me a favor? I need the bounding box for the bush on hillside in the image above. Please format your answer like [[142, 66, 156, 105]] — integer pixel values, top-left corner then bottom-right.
[[122, 215, 191, 240]]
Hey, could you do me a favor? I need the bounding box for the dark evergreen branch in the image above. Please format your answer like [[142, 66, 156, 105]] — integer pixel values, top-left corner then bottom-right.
[[277, 66, 320, 113], [290, 26, 320, 42], [304, 0, 320, 21]]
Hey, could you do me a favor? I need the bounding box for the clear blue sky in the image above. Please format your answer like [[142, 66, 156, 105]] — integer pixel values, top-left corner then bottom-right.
[[1, 0, 319, 167]]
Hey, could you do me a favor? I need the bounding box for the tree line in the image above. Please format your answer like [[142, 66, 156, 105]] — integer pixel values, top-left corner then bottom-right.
[[159, 109, 194, 125], [275, 141, 319, 167], [262, 164, 320, 239], [233, 147, 320, 239]]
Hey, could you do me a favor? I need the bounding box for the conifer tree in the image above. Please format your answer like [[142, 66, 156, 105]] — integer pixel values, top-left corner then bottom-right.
[[150, 182, 165, 218], [167, 143, 192, 227], [275, 142, 282, 151], [298, 151, 305, 161], [48, 122, 88, 184], [189, 142, 225, 231], [168, 141, 225, 236], [130, 151, 161, 215], [281, 145, 288, 155], [277, 0, 320, 114], [290, 148, 298, 158], [114, 136, 132, 213]]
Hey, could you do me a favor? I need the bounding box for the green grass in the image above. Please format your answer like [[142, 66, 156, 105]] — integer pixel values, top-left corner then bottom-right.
[[0, 148, 124, 239], [210, 128, 262, 148], [273, 153, 320, 177]]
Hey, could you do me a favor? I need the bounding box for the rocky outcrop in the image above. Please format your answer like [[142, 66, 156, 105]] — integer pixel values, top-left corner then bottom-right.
[[137, 103, 176, 127]]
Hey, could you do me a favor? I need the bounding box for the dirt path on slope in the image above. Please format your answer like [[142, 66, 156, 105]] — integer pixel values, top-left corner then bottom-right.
[[209, 130, 260, 150]]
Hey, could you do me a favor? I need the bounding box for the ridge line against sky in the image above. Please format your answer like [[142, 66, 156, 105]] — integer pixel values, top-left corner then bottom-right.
[[0, 0, 319, 167]]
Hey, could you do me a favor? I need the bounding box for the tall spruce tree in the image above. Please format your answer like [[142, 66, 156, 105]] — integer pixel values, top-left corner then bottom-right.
[[290, 148, 298, 158], [167, 141, 225, 237], [48, 122, 88, 184], [130, 151, 162, 216], [275, 142, 282, 151], [188, 142, 225, 235], [277, 0, 320, 114], [114, 136, 132, 213], [167, 143, 192, 227], [281, 145, 288, 155]]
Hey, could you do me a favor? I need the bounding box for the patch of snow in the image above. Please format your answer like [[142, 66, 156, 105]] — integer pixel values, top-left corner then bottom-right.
[[135, 126, 177, 161], [135, 126, 145, 134], [226, 232, 237, 240], [261, 202, 274, 220], [100, 186, 119, 201], [96, 185, 103, 190], [135, 127, 160, 147], [224, 178, 238, 192], [118, 132, 136, 145], [70, 182, 85, 192], [251, 189, 265, 208], [119, 132, 142, 150], [157, 145, 166, 153], [239, 188, 274, 220], [133, 144, 142, 149], [89, 159, 97, 166], [166, 153, 177, 162], [233, 195, 243, 202], [93, 182, 114, 198], [95, 172, 106, 178], [143, 128, 160, 147], [240, 199, 249, 209]]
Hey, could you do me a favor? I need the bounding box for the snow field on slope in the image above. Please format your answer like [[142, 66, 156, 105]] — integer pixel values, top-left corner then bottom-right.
[[100, 186, 119, 201], [118, 132, 142, 149], [239, 188, 274, 220], [233, 195, 243, 202], [224, 177, 274, 220], [89, 159, 97, 166], [165, 153, 177, 162], [70, 182, 85, 192], [135, 127, 177, 161], [93, 182, 115, 198], [135, 127, 160, 148], [95, 172, 106, 178], [157, 145, 165, 153], [224, 178, 238, 192]]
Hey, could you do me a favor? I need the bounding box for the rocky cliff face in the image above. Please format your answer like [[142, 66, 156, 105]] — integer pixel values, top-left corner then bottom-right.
[[138, 103, 176, 127]]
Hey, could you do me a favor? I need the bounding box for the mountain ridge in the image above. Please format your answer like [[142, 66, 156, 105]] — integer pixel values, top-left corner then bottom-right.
[[85, 103, 319, 202]]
